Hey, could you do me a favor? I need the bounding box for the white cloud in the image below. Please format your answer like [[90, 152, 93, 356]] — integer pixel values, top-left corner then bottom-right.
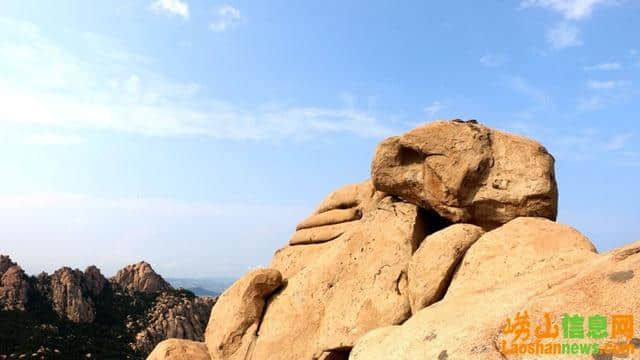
[[520, 0, 613, 20], [605, 134, 633, 151], [547, 22, 582, 49], [584, 62, 621, 71], [479, 53, 507, 67], [209, 5, 243, 32], [424, 101, 445, 117], [577, 96, 604, 111], [507, 76, 552, 106], [150, 0, 189, 19], [0, 17, 396, 141], [587, 80, 630, 89], [23, 133, 84, 145]]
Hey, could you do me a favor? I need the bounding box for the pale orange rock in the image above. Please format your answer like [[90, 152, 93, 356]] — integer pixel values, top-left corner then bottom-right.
[[204, 268, 282, 360], [349, 220, 639, 360], [111, 261, 172, 293], [447, 217, 597, 297], [147, 339, 211, 360], [251, 181, 426, 360], [371, 120, 558, 229], [407, 223, 484, 314]]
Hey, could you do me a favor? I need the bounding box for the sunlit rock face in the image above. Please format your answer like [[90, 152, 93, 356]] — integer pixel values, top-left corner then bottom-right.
[[146, 120, 640, 360], [372, 120, 558, 229]]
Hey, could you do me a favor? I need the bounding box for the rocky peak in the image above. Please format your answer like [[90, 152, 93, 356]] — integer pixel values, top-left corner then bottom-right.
[[49, 267, 96, 323], [111, 261, 173, 293], [0, 255, 30, 311], [0, 255, 17, 274], [83, 265, 108, 297]]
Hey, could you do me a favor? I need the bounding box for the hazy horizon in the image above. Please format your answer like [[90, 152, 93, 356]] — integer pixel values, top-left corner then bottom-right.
[[2, 0, 639, 278]]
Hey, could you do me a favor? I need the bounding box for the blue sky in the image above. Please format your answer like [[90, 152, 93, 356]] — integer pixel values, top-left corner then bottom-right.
[[1, 0, 639, 278]]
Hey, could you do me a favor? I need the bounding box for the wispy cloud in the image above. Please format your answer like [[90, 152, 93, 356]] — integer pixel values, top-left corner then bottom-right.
[[584, 62, 621, 71], [505, 76, 554, 121], [23, 133, 84, 146], [424, 101, 445, 117], [605, 134, 633, 151], [507, 76, 552, 106], [209, 5, 243, 32], [547, 22, 582, 49], [587, 79, 630, 89], [577, 96, 604, 111], [150, 0, 189, 19], [520, 0, 614, 20], [0, 17, 397, 141], [479, 53, 507, 67]]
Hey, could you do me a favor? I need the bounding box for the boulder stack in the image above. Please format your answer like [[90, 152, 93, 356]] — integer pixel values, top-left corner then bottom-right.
[[148, 120, 640, 360]]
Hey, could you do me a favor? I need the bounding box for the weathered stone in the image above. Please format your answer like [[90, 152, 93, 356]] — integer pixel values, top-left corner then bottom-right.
[[204, 268, 282, 360], [349, 218, 624, 360], [111, 261, 172, 293], [0, 256, 30, 311], [288, 181, 385, 245], [50, 267, 96, 323], [250, 181, 426, 360], [371, 120, 558, 229], [83, 265, 107, 297], [407, 223, 484, 314], [447, 217, 597, 297], [147, 339, 211, 360], [133, 292, 216, 354]]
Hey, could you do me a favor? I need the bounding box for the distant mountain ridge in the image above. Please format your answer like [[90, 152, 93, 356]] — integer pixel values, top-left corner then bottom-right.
[[0, 256, 216, 359], [166, 277, 235, 296]]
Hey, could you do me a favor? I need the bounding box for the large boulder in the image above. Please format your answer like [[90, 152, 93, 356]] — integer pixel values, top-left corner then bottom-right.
[[407, 223, 484, 314], [349, 218, 626, 360], [111, 261, 173, 293], [248, 181, 427, 360], [447, 217, 597, 297], [147, 339, 211, 360], [371, 120, 558, 229], [204, 268, 282, 360]]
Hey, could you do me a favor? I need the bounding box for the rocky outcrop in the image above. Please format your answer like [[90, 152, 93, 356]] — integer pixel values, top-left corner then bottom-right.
[[249, 181, 426, 360], [1, 257, 216, 358], [112, 261, 173, 293], [84, 265, 108, 297], [446, 217, 597, 297], [49, 267, 98, 323], [204, 268, 282, 360], [132, 292, 216, 354], [371, 120, 558, 229], [349, 224, 636, 360], [148, 339, 211, 360], [0, 256, 30, 311], [143, 119, 639, 360]]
